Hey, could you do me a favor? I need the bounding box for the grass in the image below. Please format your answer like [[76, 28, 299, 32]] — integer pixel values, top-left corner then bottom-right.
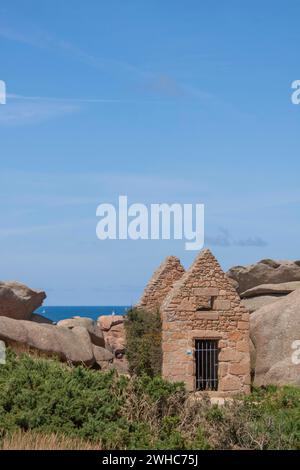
[[1, 430, 102, 450], [0, 349, 299, 450]]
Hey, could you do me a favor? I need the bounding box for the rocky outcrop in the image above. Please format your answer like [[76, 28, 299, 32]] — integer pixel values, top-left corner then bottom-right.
[[92, 342, 128, 374], [92, 345, 114, 369], [98, 315, 126, 356], [0, 281, 46, 320], [241, 295, 280, 314], [111, 358, 129, 375], [241, 281, 300, 298], [30, 313, 53, 324], [250, 289, 300, 386], [98, 315, 124, 332], [240, 281, 300, 314], [0, 313, 128, 371], [57, 317, 105, 347], [0, 316, 95, 366], [0, 280, 128, 372], [227, 259, 300, 294], [136, 256, 185, 313]]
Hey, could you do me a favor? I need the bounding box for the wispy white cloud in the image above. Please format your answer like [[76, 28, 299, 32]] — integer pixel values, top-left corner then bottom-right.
[[0, 169, 210, 205], [0, 24, 42, 47], [0, 22, 147, 78], [3, 86, 144, 127], [235, 236, 267, 247], [1, 17, 251, 122], [0, 222, 75, 238], [206, 227, 268, 248], [8, 93, 128, 104], [0, 100, 79, 126], [0, 21, 216, 103], [145, 74, 185, 97]]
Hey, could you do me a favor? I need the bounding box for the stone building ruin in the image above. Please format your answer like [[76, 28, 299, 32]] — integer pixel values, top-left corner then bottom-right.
[[137, 249, 251, 396], [136, 256, 185, 313]]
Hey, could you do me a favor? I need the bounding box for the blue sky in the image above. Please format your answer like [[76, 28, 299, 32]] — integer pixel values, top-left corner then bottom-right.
[[0, 1, 299, 305]]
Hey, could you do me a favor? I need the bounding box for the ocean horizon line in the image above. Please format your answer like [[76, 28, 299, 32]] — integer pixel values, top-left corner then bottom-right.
[[35, 305, 130, 322], [39, 305, 131, 307]]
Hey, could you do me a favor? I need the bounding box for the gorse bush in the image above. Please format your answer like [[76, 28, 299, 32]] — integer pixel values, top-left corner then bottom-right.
[[124, 308, 162, 377], [0, 349, 300, 449], [0, 349, 187, 449]]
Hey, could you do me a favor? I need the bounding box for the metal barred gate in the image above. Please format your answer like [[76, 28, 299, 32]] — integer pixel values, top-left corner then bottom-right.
[[195, 339, 219, 391]]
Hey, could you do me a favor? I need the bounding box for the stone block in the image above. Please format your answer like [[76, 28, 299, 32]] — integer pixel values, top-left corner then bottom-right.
[[195, 312, 219, 320], [228, 331, 243, 341], [236, 340, 249, 352], [179, 299, 195, 311], [229, 362, 250, 376], [213, 299, 231, 311], [237, 321, 249, 330], [193, 287, 219, 296], [219, 348, 242, 362], [220, 375, 241, 391], [218, 362, 229, 376]]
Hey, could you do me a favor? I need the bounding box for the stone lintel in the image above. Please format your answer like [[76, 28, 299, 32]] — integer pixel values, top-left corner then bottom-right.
[[213, 299, 231, 311], [192, 287, 219, 296], [195, 312, 219, 320], [187, 330, 223, 340]]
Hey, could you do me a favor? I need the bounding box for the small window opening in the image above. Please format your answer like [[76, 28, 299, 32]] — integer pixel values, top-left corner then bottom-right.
[[195, 339, 219, 391], [196, 296, 216, 311]]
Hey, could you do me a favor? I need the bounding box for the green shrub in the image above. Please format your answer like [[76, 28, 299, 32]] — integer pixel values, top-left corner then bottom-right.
[[0, 349, 188, 449], [124, 308, 162, 377], [0, 349, 299, 450]]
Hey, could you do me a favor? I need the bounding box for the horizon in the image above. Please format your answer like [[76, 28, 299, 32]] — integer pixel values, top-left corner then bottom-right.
[[36, 304, 131, 308], [1, 1, 300, 305]]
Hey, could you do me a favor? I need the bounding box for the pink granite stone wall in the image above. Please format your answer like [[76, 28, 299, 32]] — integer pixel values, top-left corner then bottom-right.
[[136, 256, 185, 313], [161, 249, 251, 396]]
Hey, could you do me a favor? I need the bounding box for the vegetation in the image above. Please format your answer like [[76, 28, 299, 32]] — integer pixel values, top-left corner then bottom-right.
[[0, 349, 300, 450], [1, 430, 102, 450], [124, 308, 162, 377]]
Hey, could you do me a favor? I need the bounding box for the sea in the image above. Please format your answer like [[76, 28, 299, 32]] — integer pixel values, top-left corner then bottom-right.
[[34, 306, 130, 323]]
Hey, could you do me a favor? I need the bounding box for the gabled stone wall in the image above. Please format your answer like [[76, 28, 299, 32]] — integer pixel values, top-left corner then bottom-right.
[[161, 249, 251, 396], [136, 256, 185, 313]]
